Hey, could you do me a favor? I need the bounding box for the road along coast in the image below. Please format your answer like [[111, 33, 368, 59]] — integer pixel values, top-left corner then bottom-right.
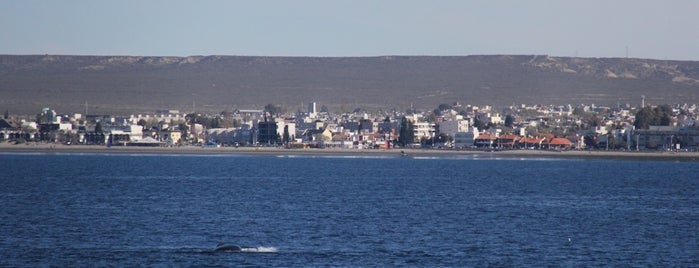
[[2, 142, 698, 161]]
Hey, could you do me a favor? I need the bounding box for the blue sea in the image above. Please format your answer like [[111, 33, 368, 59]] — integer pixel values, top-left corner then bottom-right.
[[1, 153, 697, 267]]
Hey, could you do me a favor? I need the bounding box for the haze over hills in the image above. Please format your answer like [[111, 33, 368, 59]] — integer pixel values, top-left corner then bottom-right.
[[1, 54, 698, 115]]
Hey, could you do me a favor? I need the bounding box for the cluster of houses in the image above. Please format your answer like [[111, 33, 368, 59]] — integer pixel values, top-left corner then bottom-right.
[[2, 101, 699, 151]]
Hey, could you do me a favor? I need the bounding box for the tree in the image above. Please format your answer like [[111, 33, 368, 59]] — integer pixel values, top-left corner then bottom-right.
[[282, 125, 290, 145], [634, 105, 673, 129], [584, 135, 597, 149], [473, 118, 486, 131], [320, 105, 329, 113], [634, 107, 654, 129], [526, 126, 539, 137], [438, 103, 451, 111], [94, 122, 103, 133], [435, 133, 453, 144], [420, 136, 432, 146], [232, 119, 242, 128], [264, 104, 282, 116], [427, 112, 438, 122], [504, 114, 515, 127], [551, 128, 565, 138], [586, 114, 602, 127], [185, 113, 200, 125], [137, 119, 147, 128], [398, 116, 415, 147], [178, 123, 189, 139]]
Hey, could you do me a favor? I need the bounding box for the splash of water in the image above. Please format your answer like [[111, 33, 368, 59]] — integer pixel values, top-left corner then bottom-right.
[[241, 246, 278, 253]]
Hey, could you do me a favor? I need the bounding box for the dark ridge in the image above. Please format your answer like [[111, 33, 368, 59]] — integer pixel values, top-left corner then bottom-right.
[[1, 54, 698, 114]]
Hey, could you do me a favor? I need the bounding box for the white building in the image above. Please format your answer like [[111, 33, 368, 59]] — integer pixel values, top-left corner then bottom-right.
[[308, 102, 317, 119], [413, 121, 434, 141], [110, 125, 144, 142], [276, 119, 296, 140]]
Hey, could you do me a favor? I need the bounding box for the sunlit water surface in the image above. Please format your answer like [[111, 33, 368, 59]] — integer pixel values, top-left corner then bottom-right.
[[1, 153, 697, 266]]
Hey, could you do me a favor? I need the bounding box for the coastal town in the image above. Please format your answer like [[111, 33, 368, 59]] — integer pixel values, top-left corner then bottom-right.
[[1, 100, 698, 153]]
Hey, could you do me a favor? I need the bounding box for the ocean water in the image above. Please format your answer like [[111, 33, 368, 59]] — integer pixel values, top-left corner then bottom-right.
[[0, 153, 697, 267]]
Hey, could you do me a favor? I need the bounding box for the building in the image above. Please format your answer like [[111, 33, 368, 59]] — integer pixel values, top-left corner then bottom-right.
[[413, 121, 434, 142], [519, 137, 545, 149], [636, 126, 699, 150], [439, 119, 470, 138], [474, 133, 497, 148], [308, 102, 317, 118], [302, 128, 332, 142], [496, 134, 520, 149], [257, 117, 278, 145], [454, 127, 479, 149], [545, 137, 574, 150]]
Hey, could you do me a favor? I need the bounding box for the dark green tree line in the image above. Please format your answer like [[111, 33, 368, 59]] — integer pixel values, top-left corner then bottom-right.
[[398, 116, 415, 147], [634, 105, 673, 129]]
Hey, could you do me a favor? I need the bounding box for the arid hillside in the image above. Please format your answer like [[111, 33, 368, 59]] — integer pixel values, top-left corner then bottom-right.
[[1, 55, 698, 115]]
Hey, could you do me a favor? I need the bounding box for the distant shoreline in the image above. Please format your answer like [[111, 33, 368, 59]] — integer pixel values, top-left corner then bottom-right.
[[1, 142, 698, 161]]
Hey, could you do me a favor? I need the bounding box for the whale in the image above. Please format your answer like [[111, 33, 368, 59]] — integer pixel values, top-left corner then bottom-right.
[[213, 244, 279, 253], [214, 243, 242, 252]]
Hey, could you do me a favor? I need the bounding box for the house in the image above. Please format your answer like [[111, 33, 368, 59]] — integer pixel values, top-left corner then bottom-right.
[[158, 125, 183, 145], [332, 133, 348, 142], [302, 128, 332, 142], [545, 137, 574, 150], [474, 133, 497, 148], [496, 134, 520, 149], [0, 119, 21, 141], [519, 137, 545, 149], [322, 132, 352, 149]]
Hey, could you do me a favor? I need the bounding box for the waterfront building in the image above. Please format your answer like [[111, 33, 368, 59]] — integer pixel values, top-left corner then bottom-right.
[[439, 119, 471, 138], [257, 117, 278, 145], [454, 127, 479, 149], [636, 126, 699, 150], [474, 133, 497, 148]]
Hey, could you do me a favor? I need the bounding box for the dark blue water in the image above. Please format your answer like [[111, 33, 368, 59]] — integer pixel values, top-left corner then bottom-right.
[[1, 153, 697, 267]]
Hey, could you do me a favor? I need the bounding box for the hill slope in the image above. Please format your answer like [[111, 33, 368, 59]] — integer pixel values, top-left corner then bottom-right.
[[1, 55, 698, 115]]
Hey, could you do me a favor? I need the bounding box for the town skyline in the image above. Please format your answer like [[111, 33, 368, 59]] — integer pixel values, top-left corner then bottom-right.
[[2, 98, 697, 153]]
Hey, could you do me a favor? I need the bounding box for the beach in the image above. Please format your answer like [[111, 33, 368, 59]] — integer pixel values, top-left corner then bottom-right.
[[1, 141, 697, 161]]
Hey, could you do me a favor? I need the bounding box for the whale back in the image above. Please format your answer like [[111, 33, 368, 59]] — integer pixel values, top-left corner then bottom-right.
[[214, 244, 242, 252]]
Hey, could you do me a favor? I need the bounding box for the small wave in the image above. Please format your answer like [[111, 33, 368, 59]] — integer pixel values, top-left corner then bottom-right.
[[277, 154, 394, 160], [241, 246, 278, 253]]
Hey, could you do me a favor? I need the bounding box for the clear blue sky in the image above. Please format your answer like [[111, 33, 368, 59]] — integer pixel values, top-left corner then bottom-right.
[[2, 0, 698, 60]]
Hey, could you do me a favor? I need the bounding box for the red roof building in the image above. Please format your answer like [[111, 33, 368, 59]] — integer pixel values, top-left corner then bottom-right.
[[496, 134, 520, 149], [519, 137, 545, 148], [546, 137, 574, 149], [474, 133, 497, 148]]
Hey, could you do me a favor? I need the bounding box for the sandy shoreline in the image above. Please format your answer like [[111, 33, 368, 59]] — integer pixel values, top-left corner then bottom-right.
[[1, 142, 698, 161]]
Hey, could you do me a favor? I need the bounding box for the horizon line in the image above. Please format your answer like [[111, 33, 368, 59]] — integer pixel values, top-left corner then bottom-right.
[[0, 53, 694, 62]]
